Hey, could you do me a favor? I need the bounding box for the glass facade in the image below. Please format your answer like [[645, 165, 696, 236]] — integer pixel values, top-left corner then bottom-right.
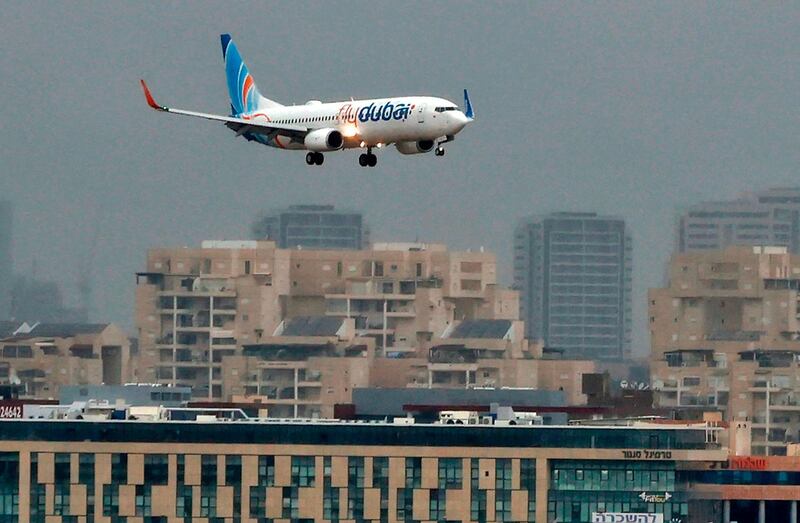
[[549, 460, 687, 523], [0, 453, 18, 523], [514, 213, 632, 360], [252, 205, 367, 250], [0, 421, 713, 450]]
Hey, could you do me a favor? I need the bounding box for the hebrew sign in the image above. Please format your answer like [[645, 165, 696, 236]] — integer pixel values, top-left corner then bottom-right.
[[591, 513, 664, 523]]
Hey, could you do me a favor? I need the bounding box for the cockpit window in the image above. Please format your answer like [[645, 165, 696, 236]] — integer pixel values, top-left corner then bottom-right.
[[434, 106, 459, 113]]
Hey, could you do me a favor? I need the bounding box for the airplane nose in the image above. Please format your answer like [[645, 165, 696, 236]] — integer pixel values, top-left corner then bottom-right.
[[450, 111, 470, 131]]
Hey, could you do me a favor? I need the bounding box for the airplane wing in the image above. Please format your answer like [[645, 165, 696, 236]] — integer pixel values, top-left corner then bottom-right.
[[140, 80, 308, 140]]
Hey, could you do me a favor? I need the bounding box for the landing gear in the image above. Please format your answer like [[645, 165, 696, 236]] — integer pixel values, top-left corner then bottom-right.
[[305, 152, 324, 166], [435, 135, 453, 157], [358, 147, 377, 167]]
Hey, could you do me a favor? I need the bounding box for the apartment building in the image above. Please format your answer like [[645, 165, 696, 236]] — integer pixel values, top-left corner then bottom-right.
[[677, 187, 800, 253], [0, 322, 131, 398], [222, 316, 374, 418], [513, 212, 632, 360], [136, 240, 535, 401], [650, 246, 800, 455]]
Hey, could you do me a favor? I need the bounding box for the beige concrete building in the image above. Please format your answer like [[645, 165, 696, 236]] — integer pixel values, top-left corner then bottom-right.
[[650, 246, 800, 455], [137, 240, 595, 410], [0, 322, 131, 399]]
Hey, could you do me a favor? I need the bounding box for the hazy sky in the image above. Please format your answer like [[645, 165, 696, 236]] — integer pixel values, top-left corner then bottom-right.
[[2, 2, 798, 355]]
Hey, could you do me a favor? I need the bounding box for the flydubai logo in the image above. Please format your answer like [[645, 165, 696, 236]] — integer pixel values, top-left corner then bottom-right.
[[337, 102, 416, 125]]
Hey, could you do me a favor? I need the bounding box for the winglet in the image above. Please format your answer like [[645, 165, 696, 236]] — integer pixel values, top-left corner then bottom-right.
[[140, 79, 167, 111], [463, 89, 474, 120]]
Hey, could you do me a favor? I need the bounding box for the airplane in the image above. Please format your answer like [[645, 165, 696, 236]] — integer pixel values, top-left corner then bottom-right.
[[140, 34, 473, 167]]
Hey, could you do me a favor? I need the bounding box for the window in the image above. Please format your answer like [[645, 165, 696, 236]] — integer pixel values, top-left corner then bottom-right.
[[249, 486, 267, 517], [225, 455, 242, 486], [144, 454, 169, 485], [199, 485, 217, 517], [396, 488, 414, 521], [201, 455, 217, 486], [176, 485, 192, 517], [520, 458, 536, 491], [496, 458, 512, 490], [438, 458, 463, 489], [495, 490, 512, 522], [429, 489, 445, 520], [405, 457, 421, 488], [291, 456, 315, 487]]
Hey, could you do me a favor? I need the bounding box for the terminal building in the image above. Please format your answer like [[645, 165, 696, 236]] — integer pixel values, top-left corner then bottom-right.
[[0, 417, 797, 523]]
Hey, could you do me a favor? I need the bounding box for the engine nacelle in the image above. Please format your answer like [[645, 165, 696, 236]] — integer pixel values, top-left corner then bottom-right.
[[304, 128, 344, 152], [395, 139, 435, 155]]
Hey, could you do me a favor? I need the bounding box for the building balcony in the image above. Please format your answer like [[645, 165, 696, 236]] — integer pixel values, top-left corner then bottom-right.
[[158, 308, 191, 315], [748, 384, 784, 392], [158, 289, 236, 298], [770, 400, 800, 411], [385, 310, 416, 318], [175, 325, 211, 333]]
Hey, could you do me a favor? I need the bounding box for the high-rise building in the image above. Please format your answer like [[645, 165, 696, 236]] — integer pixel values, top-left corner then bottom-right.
[[10, 275, 88, 323], [650, 245, 800, 455], [677, 187, 800, 253], [513, 212, 632, 361], [251, 204, 369, 249], [0, 202, 11, 320]]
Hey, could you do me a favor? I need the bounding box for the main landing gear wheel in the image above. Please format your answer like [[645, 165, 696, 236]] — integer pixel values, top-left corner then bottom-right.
[[435, 147, 445, 156], [359, 149, 377, 167], [305, 152, 324, 165]]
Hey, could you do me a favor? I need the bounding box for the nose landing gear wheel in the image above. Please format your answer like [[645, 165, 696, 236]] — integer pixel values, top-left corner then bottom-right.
[[359, 154, 369, 167], [367, 154, 377, 167], [435, 147, 445, 157]]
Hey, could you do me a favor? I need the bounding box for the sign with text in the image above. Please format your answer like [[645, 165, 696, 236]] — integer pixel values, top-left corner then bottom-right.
[[621, 450, 673, 460], [639, 492, 672, 503], [728, 456, 767, 470], [592, 513, 664, 523], [0, 402, 23, 419]]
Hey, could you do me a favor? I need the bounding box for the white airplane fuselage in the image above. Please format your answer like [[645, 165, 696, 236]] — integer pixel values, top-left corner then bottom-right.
[[241, 96, 470, 150]]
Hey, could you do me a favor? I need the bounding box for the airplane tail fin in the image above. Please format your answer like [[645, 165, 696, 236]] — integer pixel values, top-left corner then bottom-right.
[[220, 34, 282, 115]]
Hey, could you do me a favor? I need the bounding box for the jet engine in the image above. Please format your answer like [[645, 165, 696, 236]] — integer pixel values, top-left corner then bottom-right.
[[395, 139, 435, 155], [304, 128, 344, 151]]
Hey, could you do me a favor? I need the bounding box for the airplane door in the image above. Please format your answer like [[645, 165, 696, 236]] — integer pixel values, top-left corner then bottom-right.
[[417, 104, 425, 123]]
